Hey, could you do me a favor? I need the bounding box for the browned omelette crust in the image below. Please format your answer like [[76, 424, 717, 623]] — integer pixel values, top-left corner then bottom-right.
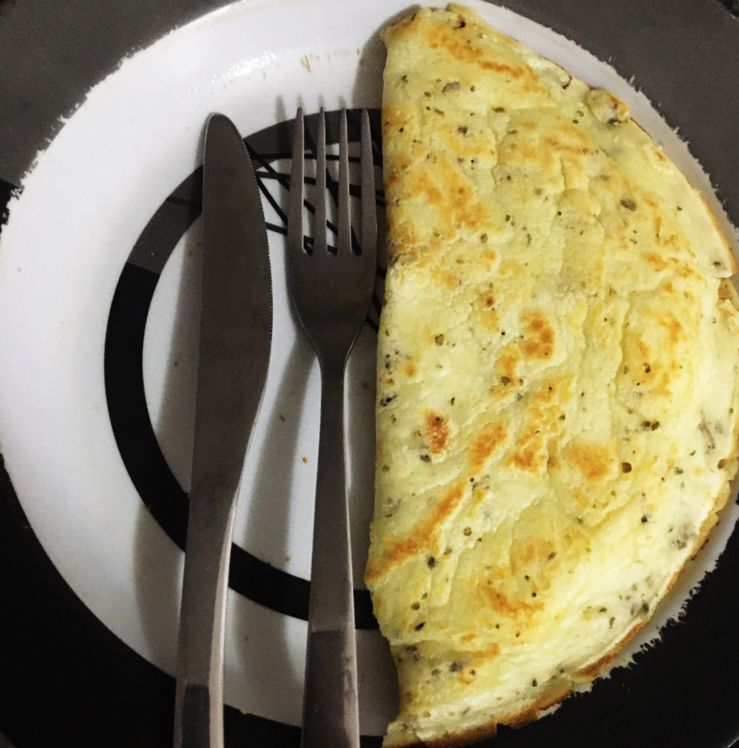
[[367, 4, 739, 747]]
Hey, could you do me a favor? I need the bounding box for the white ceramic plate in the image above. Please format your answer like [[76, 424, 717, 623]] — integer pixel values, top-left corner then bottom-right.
[[0, 0, 737, 738]]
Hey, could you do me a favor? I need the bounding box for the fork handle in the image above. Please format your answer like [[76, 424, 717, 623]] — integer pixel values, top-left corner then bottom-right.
[[301, 361, 360, 748]]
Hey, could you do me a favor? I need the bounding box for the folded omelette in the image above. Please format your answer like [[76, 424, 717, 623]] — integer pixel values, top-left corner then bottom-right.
[[366, 5, 739, 746]]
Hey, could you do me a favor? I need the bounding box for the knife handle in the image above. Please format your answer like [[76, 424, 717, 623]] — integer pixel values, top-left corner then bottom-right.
[[173, 488, 237, 748], [301, 363, 360, 748], [180, 684, 211, 748]]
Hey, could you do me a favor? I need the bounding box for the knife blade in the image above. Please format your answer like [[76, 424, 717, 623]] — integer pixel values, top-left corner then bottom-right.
[[173, 113, 272, 748]]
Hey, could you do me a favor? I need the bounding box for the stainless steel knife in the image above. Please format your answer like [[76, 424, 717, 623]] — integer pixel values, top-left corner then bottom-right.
[[173, 113, 272, 748]]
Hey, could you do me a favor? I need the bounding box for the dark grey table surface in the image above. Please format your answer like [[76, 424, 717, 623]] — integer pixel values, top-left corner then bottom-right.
[[0, 1, 737, 747]]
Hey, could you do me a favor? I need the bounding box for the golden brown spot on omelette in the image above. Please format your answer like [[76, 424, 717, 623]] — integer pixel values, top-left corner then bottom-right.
[[510, 433, 548, 474], [365, 483, 465, 582], [543, 136, 590, 156], [512, 448, 536, 471], [471, 423, 508, 470], [437, 122, 499, 163], [547, 438, 560, 469], [571, 489, 590, 509], [435, 157, 488, 230], [385, 153, 413, 178], [507, 419, 548, 474], [420, 483, 465, 544], [483, 310, 500, 332], [401, 157, 490, 236], [482, 585, 540, 620], [382, 105, 407, 132], [404, 360, 417, 378], [366, 535, 422, 584], [660, 313, 684, 344], [426, 412, 450, 454], [563, 440, 615, 482], [512, 539, 548, 567], [391, 220, 420, 249], [497, 346, 521, 382], [433, 268, 461, 289], [423, 22, 528, 79], [500, 259, 524, 278], [642, 195, 659, 210], [719, 279, 735, 301], [481, 642, 501, 657], [516, 143, 538, 162], [521, 311, 555, 359], [406, 167, 444, 207], [644, 252, 668, 271]]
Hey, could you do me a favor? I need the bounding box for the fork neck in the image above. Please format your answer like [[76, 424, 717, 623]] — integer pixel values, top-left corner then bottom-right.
[[317, 352, 348, 391]]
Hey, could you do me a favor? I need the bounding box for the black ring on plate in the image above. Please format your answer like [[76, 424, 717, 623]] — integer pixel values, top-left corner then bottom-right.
[[103, 109, 384, 630]]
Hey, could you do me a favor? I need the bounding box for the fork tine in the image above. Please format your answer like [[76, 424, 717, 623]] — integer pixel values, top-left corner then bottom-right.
[[360, 109, 377, 260], [313, 109, 327, 254], [337, 109, 351, 254], [287, 107, 304, 253]]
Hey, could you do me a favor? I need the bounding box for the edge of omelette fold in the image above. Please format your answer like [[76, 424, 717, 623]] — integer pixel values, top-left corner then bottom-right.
[[366, 4, 739, 746]]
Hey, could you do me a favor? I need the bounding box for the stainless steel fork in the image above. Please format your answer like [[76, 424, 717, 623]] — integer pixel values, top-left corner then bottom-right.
[[287, 108, 377, 748]]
